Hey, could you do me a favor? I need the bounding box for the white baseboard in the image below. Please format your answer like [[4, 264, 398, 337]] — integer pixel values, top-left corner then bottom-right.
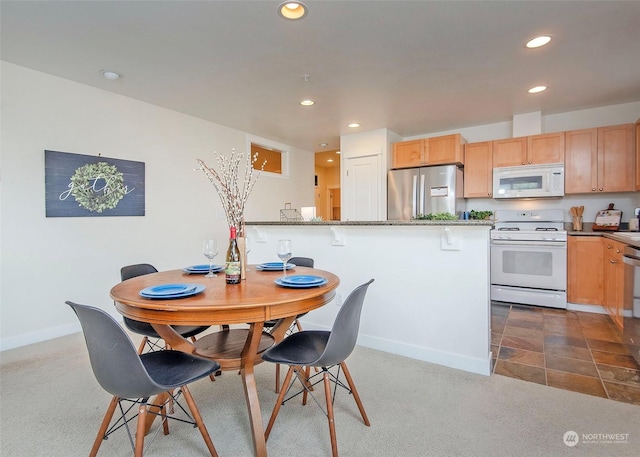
[[1, 314, 125, 352], [0, 322, 81, 352], [301, 321, 492, 376]]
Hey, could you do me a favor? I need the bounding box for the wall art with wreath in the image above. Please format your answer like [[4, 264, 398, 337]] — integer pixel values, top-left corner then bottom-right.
[[44, 150, 145, 217]]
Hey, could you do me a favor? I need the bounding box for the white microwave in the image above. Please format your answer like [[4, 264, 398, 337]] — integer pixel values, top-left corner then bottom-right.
[[493, 163, 564, 199]]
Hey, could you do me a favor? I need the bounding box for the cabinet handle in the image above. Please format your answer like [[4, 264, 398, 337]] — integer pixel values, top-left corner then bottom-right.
[[607, 244, 613, 249], [592, 188, 597, 191], [610, 259, 617, 264], [599, 188, 604, 191]]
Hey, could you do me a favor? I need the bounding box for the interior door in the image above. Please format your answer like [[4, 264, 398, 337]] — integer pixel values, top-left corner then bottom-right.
[[343, 155, 381, 221]]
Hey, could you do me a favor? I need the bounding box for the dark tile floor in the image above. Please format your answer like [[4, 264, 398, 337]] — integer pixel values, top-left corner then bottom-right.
[[491, 302, 640, 406]]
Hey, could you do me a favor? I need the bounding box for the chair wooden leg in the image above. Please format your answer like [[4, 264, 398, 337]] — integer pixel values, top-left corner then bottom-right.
[[275, 363, 281, 393], [295, 319, 304, 332], [160, 401, 170, 435], [302, 366, 311, 406], [135, 403, 147, 457], [340, 362, 370, 426], [323, 371, 338, 457], [136, 337, 148, 354], [89, 396, 118, 457], [181, 385, 219, 457], [265, 365, 295, 440]]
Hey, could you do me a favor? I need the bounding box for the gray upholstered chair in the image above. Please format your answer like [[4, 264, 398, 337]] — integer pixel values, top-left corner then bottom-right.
[[66, 301, 220, 457], [263, 279, 374, 457], [120, 263, 210, 353]]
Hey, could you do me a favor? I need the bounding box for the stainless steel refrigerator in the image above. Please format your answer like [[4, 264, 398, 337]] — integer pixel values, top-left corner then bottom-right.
[[387, 165, 465, 220]]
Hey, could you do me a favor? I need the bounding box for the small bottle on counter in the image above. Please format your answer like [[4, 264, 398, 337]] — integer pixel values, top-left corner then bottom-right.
[[225, 227, 241, 285]]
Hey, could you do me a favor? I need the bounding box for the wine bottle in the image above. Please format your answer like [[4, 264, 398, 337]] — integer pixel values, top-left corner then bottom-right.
[[225, 227, 241, 284]]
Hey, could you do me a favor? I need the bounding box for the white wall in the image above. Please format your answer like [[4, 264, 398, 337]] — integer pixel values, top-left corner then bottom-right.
[[0, 62, 314, 350]]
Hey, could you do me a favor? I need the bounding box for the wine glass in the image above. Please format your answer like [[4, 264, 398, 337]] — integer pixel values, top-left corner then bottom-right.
[[276, 239, 292, 277], [203, 239, 218, 278]]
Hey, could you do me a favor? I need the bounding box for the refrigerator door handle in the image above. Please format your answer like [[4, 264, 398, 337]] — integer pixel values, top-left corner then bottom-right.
[[412, 175, 418, 218], [419, 173, 426, 216]]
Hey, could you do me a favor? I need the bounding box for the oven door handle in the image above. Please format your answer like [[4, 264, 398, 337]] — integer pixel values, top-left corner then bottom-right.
[[491, 240, 567, 248]]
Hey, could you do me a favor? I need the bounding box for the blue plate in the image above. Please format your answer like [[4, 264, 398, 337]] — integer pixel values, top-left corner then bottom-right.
[[257, 262, 295, 271], [183, 264, 223, 274], [140, 283, 197, 296], [140, 284, 205, 299], [274, 277, 328, 288], [280, 275, 325, 285]]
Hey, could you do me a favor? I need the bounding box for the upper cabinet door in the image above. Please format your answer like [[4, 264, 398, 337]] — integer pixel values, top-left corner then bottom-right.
[[425, 134, 465, 166], [492, 137, 527, 167], [392, 140, 424, 169], [463, 141, 493, 198], [528, 132, 565, 164], [598, 123, 635, 192], [565, 128, 598, 194], [636, 119, 640, 191]]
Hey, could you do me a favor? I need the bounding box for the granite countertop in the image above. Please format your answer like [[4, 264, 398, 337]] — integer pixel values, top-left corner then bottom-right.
[[568, 222, 640, 248], [245, 220, 494, 227]]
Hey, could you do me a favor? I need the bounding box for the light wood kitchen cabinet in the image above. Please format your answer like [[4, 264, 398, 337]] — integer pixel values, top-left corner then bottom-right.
[[568, 236, 604, 306], [426, 134, 466, 166], [491, 137, 527, 167], [392, 139, 424, 169], [528, 132, 565, 164], [565, 123, 635, 194], [636, 119, 640, 190], [463, 141, 493, 198], [392, 134, 466, 169], [603, 239, 625, 330], [492, 132, 564, 168]]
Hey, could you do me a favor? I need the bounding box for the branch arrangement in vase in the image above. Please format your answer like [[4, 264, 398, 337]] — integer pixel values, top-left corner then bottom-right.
[[197, 149, 265, 233]]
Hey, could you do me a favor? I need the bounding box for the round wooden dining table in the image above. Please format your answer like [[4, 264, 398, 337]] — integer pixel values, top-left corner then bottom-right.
[[110, 266, 339, 457]]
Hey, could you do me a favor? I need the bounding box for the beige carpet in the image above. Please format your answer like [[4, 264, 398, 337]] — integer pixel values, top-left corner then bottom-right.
[[1, 331, 638, 457]]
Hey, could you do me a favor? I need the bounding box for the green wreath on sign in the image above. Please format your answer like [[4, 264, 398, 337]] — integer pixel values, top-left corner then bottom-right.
[[70, 162, 127, 213]]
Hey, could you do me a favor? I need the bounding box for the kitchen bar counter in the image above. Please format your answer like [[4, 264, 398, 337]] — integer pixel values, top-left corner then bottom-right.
[[246, 220, 494, 227], [244, 221, 492, 376]]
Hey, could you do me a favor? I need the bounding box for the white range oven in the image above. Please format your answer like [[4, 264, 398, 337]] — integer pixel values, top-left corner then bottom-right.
[[490, 209, 567, 309]]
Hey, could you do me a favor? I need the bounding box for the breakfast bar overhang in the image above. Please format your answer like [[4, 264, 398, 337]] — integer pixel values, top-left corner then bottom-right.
[[245, 220, 494, 376]]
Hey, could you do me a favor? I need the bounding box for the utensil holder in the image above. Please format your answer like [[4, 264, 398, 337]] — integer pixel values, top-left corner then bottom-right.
[[572, 216, 583, 231]]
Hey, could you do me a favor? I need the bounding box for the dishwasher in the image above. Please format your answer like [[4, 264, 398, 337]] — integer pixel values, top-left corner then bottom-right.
[[623, 244, 640, 365]]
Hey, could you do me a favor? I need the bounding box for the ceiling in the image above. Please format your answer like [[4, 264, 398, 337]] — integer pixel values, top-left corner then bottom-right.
[[2, 1, 640, 153]]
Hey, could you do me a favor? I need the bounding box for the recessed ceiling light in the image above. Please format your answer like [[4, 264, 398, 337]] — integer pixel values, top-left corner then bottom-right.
[[348, 123, 360, 128], [528, 85, 548, 94], [100, 69, 122, 81], [278, 2, 308, 20], [526, 35, 552, 48], [300, 99, 315, 106], [336, 151, 341, 154], [319, 143, 328, 148]]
